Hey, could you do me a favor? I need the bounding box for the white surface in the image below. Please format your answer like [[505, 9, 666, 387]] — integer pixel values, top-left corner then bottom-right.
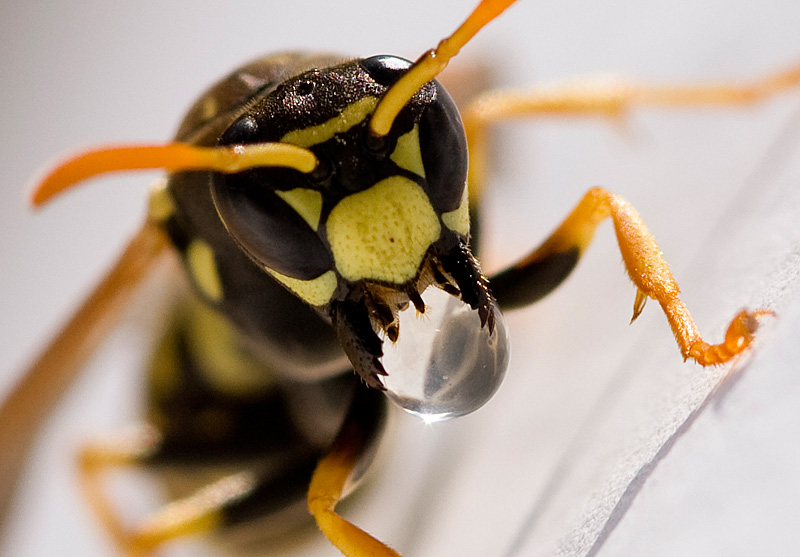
[[2, 1, 800, 556]]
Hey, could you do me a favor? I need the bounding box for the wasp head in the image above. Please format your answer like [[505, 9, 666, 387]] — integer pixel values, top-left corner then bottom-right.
[[209, 56, 508, 419]]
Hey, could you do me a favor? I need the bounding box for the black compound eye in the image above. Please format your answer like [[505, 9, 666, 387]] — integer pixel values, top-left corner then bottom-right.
[[220, 114, 259, 145], [211, 176, 334, 281], [212, 113, 333, 280], [418, 81, 468, 213], [360, 55, 411, 86]]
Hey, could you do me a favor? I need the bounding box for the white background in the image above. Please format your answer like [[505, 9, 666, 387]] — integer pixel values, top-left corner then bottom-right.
[[2, 1, 800, 556]]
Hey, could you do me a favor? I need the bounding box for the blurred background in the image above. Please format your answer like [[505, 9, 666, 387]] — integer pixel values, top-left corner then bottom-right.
[[2, 1, 800, 555]]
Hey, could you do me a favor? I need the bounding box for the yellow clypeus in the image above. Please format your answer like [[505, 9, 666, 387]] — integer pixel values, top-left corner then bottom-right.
[[326, 176, 441, 283]]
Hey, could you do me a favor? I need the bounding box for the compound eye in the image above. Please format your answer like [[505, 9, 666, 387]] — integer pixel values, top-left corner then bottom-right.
[[212, 118, 333, 280], [418, 82, 468, 214], [212, 176, 333, 280], [360, 55, 412, 86]]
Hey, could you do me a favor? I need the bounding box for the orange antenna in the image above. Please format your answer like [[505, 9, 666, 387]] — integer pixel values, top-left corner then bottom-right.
[[31, 142, 319, 207], [370, 0, 518, 137]]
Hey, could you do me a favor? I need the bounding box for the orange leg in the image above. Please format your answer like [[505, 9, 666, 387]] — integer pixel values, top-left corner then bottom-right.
[[462, 63, 800, 199], [78, 425, 157, 554], [465, 65, 798, 364], [307, 435, 401, 557], [307, 395, 399, 557], [78, 425, 254, 557], [491, 187, 768, 365]]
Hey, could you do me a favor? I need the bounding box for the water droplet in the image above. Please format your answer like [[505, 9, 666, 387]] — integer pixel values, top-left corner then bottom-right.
[[380, 286, 509, 421]]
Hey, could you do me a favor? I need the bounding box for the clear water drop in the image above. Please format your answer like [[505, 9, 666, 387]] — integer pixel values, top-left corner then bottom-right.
[[380, 287, 510, 422]]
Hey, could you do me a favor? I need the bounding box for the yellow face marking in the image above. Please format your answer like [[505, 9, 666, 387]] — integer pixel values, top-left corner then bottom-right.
[[281, 96, 378, 148], [390, 124, 426, 178], [147, 178, 175, 223], [441, 188, 470, 235], [268, 269, 338, 307], [275, 188, 323, 231], [326, 176, 441, 283], [186, 240, 223, 302]]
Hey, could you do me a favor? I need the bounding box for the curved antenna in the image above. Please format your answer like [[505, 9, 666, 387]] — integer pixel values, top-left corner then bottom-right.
[[31, 142, 319, 207], [370, 0, 518, 137]]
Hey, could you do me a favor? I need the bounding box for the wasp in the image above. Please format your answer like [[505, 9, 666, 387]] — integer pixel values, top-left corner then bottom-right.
[[3, 0, 800, 555]]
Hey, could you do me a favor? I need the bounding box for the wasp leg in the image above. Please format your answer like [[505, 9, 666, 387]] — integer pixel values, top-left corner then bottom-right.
[[79, 425, 251, 556], [307, 385, 398, 557], [490, 187, 769, 365], [77, 424, 176, 555], [80, 382, 388, 556], [462, 63, 800, 196], [79, 424, 322, 556]]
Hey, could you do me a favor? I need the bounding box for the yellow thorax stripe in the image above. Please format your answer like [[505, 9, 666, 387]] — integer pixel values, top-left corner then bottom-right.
[[147, 178, 175, 223], [186, 239, 224, 302]]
